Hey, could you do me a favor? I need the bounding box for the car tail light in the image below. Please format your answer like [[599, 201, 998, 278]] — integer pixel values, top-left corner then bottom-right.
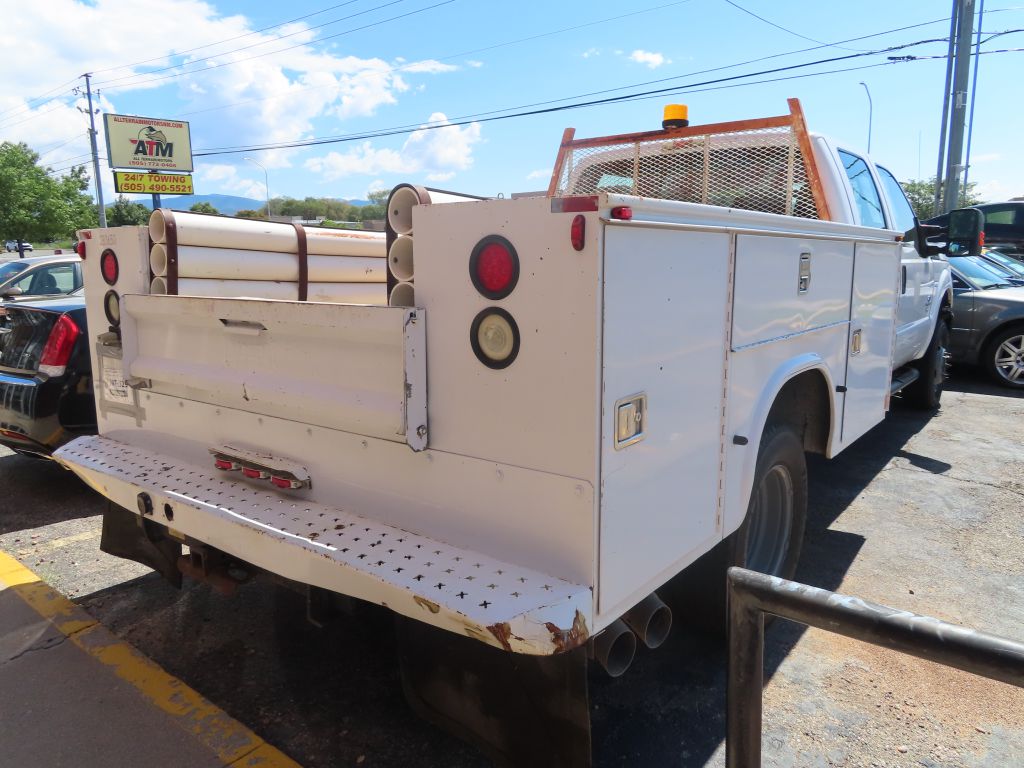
[[104, 290, 121, 327], [471, 308, 520, 369], [76, 241, 86, 259], [39, 314, 80, 377], [100, 248, 119, 285], [470, 236, 519, 300], [570, 215, 586, 251]]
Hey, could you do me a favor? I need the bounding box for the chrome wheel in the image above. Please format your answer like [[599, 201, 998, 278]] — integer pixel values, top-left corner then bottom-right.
[[993, 332, 1024, 385], [745, 463, 794, 576]]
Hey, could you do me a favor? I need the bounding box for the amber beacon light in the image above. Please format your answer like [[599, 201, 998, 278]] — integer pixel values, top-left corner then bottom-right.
[[662, 104, 689, 129]]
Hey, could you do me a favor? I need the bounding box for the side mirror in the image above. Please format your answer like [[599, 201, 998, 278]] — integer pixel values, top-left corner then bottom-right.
[[2, 286, 24, 298], [909, 218, 944, 258], [946, 207, 985, 256]]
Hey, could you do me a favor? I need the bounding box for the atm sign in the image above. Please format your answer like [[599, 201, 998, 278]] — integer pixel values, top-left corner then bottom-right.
[[114, 172, 194, 195]]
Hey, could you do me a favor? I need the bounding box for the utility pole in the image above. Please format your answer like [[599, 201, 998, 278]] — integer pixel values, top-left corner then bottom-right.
[[78, 73, 107, 227], [942, 0, 977, 213], [932, 0, 960, 216]]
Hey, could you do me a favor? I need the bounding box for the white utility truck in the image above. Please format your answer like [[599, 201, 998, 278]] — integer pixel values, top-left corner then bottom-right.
[[56, 100, 965, 766]]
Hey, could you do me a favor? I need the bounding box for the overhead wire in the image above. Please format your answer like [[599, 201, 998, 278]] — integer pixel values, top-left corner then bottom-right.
[[721, 0, 868, 51], [92, 0, 449, 90]]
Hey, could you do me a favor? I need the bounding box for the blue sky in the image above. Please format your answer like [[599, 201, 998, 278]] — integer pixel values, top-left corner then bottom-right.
[[2, 0, 1022, 206]]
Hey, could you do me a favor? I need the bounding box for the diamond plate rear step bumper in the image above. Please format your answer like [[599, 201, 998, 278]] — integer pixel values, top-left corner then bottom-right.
[[54, 435, 592, 656]]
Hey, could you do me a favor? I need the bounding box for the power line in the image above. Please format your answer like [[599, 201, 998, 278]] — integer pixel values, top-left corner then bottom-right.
[[192, 35, 967, 157], [89, 0, 367, 77], [721, 0, 867, 51], [93, 0, 450, 91]]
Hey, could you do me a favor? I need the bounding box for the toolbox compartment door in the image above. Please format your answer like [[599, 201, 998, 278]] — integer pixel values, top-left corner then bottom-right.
[[120, 294, 427, 449]]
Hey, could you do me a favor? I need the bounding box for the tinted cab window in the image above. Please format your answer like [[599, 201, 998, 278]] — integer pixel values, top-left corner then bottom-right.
[[839, 150, 886, 228], [875, 165, 916, 234]]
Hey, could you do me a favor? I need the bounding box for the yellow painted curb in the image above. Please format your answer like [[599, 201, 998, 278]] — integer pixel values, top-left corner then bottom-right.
[[0, 550, 302, 768]]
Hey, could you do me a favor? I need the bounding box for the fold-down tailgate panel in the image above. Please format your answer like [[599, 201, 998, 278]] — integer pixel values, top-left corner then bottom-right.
[[121, 295, 426, 449]]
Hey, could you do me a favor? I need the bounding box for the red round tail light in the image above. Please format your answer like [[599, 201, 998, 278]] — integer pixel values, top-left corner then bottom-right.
[[100, 248, 119, 285], [470, 236, 519, 300], [75, 241, 86, 259]]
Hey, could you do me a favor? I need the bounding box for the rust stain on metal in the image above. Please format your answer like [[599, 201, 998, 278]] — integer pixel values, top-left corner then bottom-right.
[[488, 621, 514, 652], [545, 610, 590, 652], [413, 595, 440, 614]]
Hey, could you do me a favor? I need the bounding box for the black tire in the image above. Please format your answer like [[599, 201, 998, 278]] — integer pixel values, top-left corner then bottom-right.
[[661, 423, 807, 635], [905, 318, 950, 409], [982, 324, 1024, 389]]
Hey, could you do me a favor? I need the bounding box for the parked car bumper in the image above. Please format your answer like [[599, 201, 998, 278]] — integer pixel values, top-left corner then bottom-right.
[[0, 368, 94, 456]]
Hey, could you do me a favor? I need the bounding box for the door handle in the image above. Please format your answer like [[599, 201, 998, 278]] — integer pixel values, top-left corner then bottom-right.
[[219, 319, 267, 336], [798, 253, 811, 294]]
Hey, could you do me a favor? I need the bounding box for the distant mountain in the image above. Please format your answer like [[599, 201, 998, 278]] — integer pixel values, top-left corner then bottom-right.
[[115, 194, 375, 215]]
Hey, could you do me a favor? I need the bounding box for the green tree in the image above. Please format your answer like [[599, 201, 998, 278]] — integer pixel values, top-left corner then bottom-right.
[[236, 209, 263, 219], [0, 142, 97, 252], [901, 177, 982, 220], [107, 195, 151, 226], [189, 201, 220, 215]]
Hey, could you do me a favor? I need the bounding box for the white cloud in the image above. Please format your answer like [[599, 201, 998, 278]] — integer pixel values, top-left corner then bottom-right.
[[629, 50, 670, 69], [581, 48, 600, 59], [194, 163, 267, 200], [305, 113, 481, 183], [973, 179, 1022, 204], [527, 169, 550, 180], [466, 60, 484, 68], [402, 60, 458, 74]]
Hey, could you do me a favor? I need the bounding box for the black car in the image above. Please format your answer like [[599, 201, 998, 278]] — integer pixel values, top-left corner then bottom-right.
[[926, 202, 1024, 259], [0, 294, 95, 457]]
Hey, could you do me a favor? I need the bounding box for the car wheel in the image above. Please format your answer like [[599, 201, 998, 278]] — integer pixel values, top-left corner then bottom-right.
[[906, 319, 950, 409], [983, 324, 1024, 388], [659, 423, 807, 637]]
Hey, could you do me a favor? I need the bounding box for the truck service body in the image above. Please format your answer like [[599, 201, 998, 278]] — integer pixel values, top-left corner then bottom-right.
[[54, 101, 952, 765]]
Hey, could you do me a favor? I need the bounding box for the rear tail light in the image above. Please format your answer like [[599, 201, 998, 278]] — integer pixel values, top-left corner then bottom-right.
[[471, 308, 520, 369], [39, 314, 80, 377], [100, 248, 119, 285], [75, 241, 86, 259], [470, 236, 519, 300], [570, 215, 586, 251], [104, 290, 121, 327]]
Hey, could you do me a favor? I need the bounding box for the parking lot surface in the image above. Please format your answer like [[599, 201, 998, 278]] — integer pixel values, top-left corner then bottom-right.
[[0, 369, 1021, 767]]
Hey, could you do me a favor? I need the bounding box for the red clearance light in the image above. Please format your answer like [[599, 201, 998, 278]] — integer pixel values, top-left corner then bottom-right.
[[100, 248, 119, 285], [242, 467, 269, 480], [75, 241, 87, 258], [610, 206, 633, 220], [39, 314, 80, 377], [570, 215, 586, 251], [214, 458, 238, 471], [271, 476, 303, 490], [470, 235, 519, 300], [551, 196, 599, 213]]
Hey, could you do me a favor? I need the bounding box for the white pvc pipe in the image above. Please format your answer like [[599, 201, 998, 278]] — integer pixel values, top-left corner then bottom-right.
[[386, 185, 482, 235], [152, 244, 385, 282], [148, 210, 385, 257], [388, 235, 414, 282], [172, 278, 386, 304], [150, 276, 168, 294], [388, 282, 415, 307], [150, 243, 169, 277]]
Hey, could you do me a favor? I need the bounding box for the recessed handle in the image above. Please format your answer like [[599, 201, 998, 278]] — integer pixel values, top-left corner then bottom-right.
[[219, 319, 267, 336]]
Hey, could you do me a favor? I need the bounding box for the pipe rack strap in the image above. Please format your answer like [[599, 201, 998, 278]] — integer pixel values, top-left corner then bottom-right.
[[294, 223, 308, 302]]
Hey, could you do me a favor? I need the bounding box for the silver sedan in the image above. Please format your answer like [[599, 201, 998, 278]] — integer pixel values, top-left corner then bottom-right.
[[948, 255, 1024, 388]]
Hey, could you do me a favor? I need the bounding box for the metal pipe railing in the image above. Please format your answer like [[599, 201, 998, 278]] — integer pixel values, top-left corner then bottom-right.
[[726, 566, 1024, 768]]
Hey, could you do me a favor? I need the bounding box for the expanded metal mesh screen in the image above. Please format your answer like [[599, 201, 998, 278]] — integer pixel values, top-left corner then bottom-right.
[[552, 126, 820, 219]]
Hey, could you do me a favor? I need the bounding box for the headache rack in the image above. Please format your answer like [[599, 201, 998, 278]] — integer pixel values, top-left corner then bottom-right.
[[547, 97, 831, 221]]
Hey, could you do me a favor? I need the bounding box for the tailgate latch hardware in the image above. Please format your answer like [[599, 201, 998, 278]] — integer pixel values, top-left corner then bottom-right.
[[614, 393, 647, 450]]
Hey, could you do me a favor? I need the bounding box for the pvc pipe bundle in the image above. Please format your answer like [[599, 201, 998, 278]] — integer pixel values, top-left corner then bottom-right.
[[384, 185, 483, 307], [148, 209, 387, 305]]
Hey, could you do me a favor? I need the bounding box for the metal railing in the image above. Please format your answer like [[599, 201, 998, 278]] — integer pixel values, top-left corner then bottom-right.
[[726, 567, 1024, 767]]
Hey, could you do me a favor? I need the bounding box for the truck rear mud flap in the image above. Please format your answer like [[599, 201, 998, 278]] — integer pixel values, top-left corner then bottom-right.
[[54, 435, 593, 657]]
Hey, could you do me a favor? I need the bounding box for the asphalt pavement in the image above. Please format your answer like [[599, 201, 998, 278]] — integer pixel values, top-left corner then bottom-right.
[[0, 368, 1021, 767]]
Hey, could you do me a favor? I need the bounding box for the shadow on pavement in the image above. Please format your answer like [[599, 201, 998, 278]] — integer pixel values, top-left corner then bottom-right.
[[0, 452, 104, 534], [946, 366, 1024, 398]]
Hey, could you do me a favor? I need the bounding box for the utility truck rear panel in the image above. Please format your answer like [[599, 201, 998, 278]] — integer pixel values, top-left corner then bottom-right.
[[54, 99, 956, 765]]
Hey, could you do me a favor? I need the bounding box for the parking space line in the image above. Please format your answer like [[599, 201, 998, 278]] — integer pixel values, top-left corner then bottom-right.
[[0, 551, 303, 768]]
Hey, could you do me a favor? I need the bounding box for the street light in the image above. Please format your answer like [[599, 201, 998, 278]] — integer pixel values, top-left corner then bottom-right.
[[244, 156, 271, 220], [858, 82, 873, 154]]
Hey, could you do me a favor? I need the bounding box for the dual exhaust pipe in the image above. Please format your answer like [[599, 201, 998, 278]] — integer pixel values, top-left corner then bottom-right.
[[589, 592, 673, 678]]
